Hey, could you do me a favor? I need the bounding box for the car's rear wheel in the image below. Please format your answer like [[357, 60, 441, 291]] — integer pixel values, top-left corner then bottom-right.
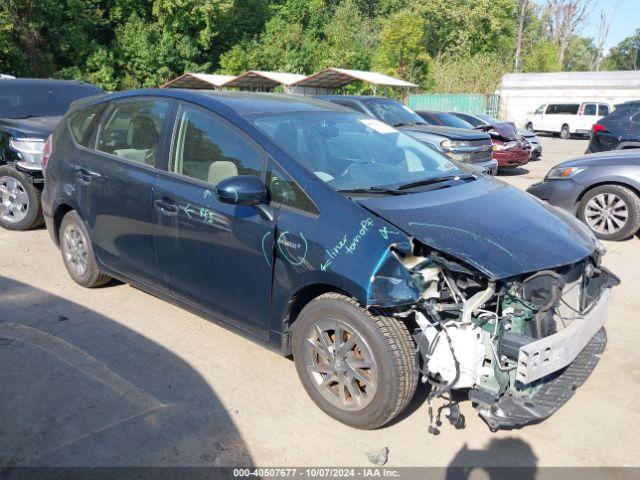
[[0, 166, 43, 231], [292, 293, 417, 429], [579, 185, 640, 241], [560, 124, 571, 139], [59, 211, 111, 287]]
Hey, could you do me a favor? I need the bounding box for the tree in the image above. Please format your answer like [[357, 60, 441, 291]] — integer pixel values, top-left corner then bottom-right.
[[373, 9, 431, 87], [590, 0, 622, 71], [523, 40, 562, 72], [546, 0, 592, 64], [563, 35, 596, 71], [603, 29, 640, 70]]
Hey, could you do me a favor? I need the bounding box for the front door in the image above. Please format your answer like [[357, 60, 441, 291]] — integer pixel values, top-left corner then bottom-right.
[[154, 102, 275, 337], [88, 97, 173, 285]]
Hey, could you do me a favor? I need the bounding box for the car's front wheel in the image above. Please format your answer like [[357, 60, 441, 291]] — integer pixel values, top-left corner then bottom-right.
[[560, 124, 571, 139], [579, 184, 640, 241], [59, 211, 111, 287], [292, 293, 417, 429], [526, 122, 534, 133], [0, 166, 43, 231]]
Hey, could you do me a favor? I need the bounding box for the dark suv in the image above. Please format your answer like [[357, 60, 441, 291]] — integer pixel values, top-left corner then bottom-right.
[[316, 96, 497, 175], [0, 78, 102, 230], [587, 101, 640, 153], [43, 89, 616, 432]]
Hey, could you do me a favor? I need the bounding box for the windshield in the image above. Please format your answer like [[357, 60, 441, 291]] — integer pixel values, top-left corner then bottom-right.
[[0, 83, 103, 118], [361, 99, 425, 127], [435, 112, 474, 129], [250, 111, 465, 191], [476, 114, 500, 124]]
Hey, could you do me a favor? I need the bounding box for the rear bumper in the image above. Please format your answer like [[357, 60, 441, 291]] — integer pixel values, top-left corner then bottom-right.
[[475, 328, 607, 430]]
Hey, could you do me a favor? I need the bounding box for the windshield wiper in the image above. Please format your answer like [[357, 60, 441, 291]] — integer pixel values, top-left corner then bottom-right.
[[395, 174, 476, 191], [339, 186, 408, 196], [393, 121, 427, 127]]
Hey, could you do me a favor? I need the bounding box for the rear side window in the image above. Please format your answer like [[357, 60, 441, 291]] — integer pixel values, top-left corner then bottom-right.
[[171, 103, 264, 185], [97, 99, 171, 166], [583, 104, 597, 116], [598, 104, 610, 116], [68, 103, 104, 147], [267, 162, 317, 214], [546, 104, 579, 115]]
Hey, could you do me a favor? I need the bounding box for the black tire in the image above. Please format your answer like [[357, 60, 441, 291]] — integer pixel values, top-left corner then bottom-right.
[[526, 122, 534, 133], [578, 184, 640, 241], [560, 124, 571, 139], [292, 293, 418, 429], [0, 165, 43, 231], [59, 210, 111, 287]]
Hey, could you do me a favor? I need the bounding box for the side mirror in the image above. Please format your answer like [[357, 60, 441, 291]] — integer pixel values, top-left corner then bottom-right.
[[216, 175, 268, 206]]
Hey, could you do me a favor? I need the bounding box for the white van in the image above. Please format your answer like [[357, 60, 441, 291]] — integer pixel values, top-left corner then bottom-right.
[[525, 102, 612, 138]]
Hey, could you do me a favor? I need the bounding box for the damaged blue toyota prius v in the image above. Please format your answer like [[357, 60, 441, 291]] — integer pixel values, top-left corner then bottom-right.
[[42, 90, 619, 432]]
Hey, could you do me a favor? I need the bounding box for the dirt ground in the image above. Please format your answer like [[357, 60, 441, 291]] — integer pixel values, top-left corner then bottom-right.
[[1, 136, 639, 470]]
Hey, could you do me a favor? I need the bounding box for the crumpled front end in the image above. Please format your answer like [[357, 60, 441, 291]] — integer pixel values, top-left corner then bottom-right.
[[370, 239, 619, 431]]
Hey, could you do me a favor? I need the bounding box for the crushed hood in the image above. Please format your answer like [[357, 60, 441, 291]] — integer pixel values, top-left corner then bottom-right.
[[356, 177, 596, 280]]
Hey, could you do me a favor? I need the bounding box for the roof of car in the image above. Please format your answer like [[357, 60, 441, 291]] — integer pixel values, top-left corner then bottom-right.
[[316, 95, 395, 102], [99, 89, 351, 115], [0, 78, 100, 89]]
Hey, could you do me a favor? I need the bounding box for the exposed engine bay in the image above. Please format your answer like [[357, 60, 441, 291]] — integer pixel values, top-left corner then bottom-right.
[[381, 240, 619, 433]]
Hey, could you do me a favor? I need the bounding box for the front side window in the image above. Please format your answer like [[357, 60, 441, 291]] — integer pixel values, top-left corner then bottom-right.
[[267, 162, 317, 214], [69, 103, 104, 147], [251, 111, 464, 191], [534, 105, 545, 115], [97, 99, 170, 166], [172, 104, 264, 185]]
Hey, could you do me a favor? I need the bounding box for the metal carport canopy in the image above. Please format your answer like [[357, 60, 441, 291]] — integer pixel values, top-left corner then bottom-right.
[[292, 68, 417, 89], [161, 73, 238, 89], [223, 70, 307, 89]]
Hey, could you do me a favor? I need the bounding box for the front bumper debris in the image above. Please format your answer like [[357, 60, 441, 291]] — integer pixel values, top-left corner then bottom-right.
[[473, 327, 606, 430], [517, 289, 610, 384]]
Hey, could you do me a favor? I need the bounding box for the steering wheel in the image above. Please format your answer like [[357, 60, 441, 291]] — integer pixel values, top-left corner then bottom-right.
[[338, 160, 380, 179]]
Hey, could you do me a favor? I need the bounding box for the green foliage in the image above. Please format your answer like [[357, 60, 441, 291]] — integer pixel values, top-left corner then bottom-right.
[[603, 29, 640, 71], [523, 41, 562, 72], [431, 54, 511, 94], [0, 0, 631, 93], [373, 9, 431, 87]]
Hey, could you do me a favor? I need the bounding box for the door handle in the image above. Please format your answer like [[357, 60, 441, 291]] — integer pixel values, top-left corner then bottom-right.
[[154, 197, 178, 215], [76, 169, 93, 184]]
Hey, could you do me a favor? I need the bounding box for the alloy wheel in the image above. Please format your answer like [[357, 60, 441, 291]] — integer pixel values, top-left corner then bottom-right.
[[62, 225, 89, 277], [0, 176, 29, 224], [303, 318, 378, 411], [584, 192, 629, 235]]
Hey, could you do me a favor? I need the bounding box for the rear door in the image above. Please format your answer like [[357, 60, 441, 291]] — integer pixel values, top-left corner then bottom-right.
[[87, 97, 173, 285], [154, 101, 276, 337]]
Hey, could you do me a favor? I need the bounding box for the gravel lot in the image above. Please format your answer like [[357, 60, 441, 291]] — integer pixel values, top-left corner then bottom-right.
[[1, 136, 639, 469]]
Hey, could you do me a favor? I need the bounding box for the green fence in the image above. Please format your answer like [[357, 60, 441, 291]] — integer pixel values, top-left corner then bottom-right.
[[407, 94, 501, 117]]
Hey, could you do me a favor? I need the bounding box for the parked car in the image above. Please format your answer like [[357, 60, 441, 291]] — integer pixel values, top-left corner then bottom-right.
[[527, 149, 640, 241], [316, 95, 498, 175], [43, 89, 617, 431], [451, 112, 542, 159], [525, 102, 612, 139], [587, 101, 640, 153], [0, 78, 103, 230], [434, 111, 531, 169]]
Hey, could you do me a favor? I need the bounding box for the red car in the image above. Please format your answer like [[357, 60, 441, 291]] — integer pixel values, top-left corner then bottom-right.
[[492, 137, 531, 168]]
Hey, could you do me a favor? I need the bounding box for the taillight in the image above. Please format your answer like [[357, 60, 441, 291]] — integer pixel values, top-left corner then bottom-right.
[[592, 123, 606, 134], [41, 135, 52, 172]]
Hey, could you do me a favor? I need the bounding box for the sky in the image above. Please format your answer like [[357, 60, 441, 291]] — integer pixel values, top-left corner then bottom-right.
[[580, 0, 639, 50]]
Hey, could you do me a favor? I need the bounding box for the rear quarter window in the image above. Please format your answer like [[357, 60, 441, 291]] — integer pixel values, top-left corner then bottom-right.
[[68, 103, 104, 147]]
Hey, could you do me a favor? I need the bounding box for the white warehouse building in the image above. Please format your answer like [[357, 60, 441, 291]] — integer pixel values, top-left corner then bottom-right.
[[498, 71, 640, 127]]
